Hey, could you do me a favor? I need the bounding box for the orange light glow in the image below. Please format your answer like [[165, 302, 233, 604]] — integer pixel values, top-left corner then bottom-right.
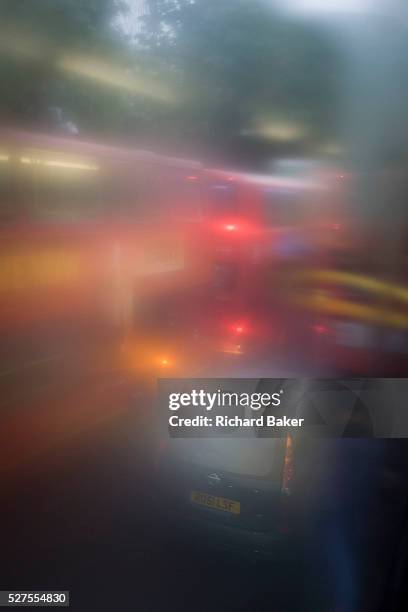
[[221, 343, 243, 355]]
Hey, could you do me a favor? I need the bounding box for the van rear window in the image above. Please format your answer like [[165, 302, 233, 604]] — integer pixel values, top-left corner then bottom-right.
[[168, 438, 285, 478]]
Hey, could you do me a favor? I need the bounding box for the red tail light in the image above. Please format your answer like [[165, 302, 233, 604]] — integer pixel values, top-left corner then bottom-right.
[[211, 218, 251, 234], [313, 324, 329, 335], [229, 322, 247, 335], [281, 434, 294, 495], [279, 434, 294, 534]]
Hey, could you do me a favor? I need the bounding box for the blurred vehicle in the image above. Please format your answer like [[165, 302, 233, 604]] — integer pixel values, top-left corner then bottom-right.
[[156, 416, 294, 559], [0, 128, 212, 366], [292, 260, 408, 376], [281, 166, 408, 376], [211, 161, 408, 375], [198, 167, 322, 356]]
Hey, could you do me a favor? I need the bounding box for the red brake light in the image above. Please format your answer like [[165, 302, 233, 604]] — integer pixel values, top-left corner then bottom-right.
[[230, 323, 246, 335], [313, 324, 329, 335], [224, 223, 237, 232], [279, 434, 294, 534], [281, 434, 294, 495]]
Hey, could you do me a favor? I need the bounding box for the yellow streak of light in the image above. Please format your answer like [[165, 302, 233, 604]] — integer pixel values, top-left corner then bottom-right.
[[296, 293, 408, 330], [298, 269, 408, 304], [59, 54, 177, 103], [0, 25, 177, 104], [44, 159, 99, 171], [249, 118, 308, 142], [20, 157, 99, 171]]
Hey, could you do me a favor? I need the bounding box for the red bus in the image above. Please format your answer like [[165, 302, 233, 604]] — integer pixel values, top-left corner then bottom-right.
[[0, 129, 212, 373]]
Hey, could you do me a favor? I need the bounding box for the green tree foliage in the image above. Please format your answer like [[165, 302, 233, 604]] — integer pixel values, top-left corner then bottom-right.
[[138, 0, 342, 163], [0, 0, 132, 134], [0, 0, 342, 165]]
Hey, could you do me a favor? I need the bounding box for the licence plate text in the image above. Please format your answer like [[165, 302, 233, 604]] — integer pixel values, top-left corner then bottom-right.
[[190, 490, 240, 514]]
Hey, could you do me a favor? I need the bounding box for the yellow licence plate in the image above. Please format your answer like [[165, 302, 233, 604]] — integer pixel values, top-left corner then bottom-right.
[[190, 490, 241, 514]]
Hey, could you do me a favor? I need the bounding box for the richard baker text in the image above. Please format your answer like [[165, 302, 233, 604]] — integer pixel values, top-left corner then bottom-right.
[[168, 414, 304, 428]]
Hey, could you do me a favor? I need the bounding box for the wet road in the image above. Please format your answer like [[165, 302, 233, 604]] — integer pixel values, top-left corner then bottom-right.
[[0, 405, 288, 609], [0, 337, 405, 612], [0, 334, 316, 612]]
